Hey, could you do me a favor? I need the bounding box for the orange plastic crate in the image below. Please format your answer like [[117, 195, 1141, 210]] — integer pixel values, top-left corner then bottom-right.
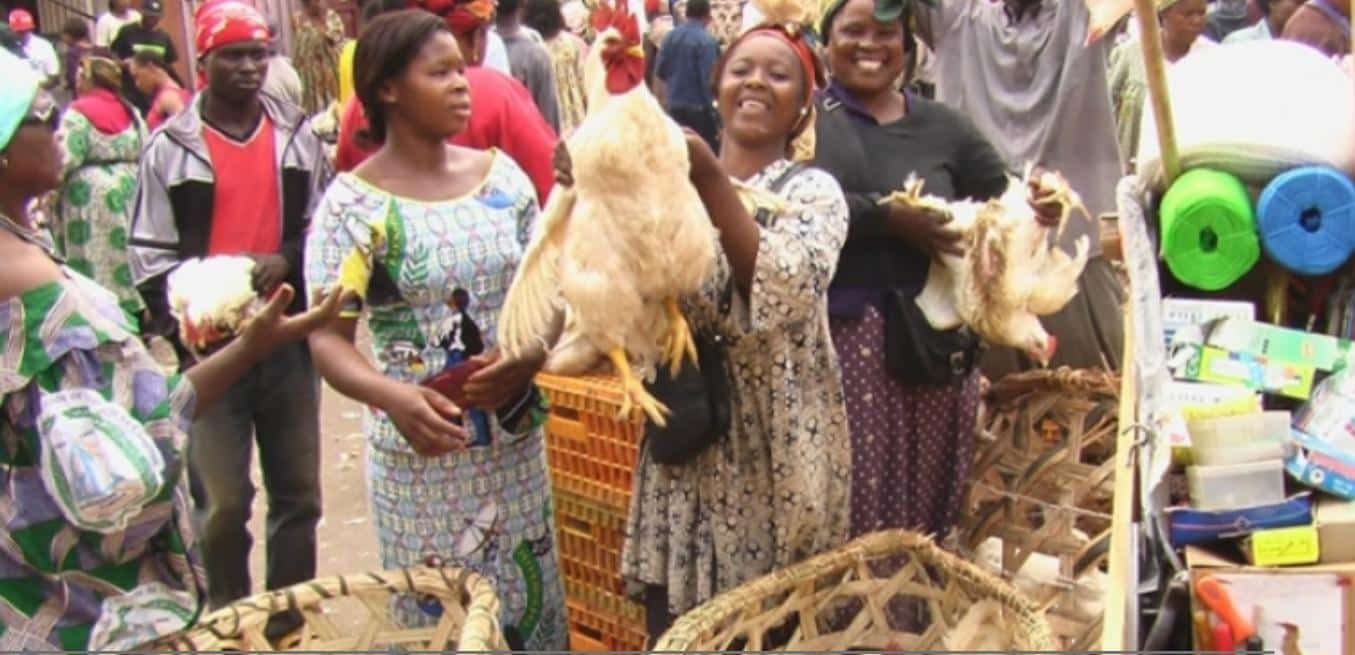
[[568, 599, 648, 653], [554, 491, 640, 618], [536, 373, 645, 514], [553, 490, 647, 651]]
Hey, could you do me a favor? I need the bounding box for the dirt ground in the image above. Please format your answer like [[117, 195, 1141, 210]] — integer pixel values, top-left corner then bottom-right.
[[243, 382, 382, 588]]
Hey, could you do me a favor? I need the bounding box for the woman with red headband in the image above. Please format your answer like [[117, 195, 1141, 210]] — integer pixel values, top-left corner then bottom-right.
[[563, 18, 852, 640], [332, 0, 558, 203], [810, 0, 1061, 545]]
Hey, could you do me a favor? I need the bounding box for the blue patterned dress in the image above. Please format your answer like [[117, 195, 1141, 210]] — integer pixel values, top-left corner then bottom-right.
[[303, 152, 567, 650]]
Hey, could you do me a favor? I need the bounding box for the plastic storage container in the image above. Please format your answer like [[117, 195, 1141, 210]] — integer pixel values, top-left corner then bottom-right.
[[1189, 411, 1291, 466], [1188, 459, 1286, 511]]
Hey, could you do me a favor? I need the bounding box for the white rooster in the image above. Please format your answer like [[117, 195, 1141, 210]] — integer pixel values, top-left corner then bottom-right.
[[884, 166, 1092, 365], [496, 0, 720, 425]]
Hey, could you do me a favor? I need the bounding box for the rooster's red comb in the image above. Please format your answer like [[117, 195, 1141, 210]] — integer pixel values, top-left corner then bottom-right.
[[590, 0, 640, 44]]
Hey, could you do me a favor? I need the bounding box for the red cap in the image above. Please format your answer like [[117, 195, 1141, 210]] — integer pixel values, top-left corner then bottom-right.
[[8, 9, 35, 32]]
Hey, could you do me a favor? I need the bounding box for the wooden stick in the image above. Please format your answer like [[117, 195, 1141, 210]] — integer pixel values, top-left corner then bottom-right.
[[1100, 309, 1137, 651], [1133, 0, 1182, 185]]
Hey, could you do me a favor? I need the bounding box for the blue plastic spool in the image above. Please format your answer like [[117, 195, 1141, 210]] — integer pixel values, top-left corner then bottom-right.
[[1257, 166, 1355, 276]]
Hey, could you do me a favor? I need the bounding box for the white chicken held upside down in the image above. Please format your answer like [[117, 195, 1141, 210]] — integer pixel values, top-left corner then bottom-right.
[[885, 166, 1092, 365], [166, 255, 264, 353], [496, 0, 719, 425]]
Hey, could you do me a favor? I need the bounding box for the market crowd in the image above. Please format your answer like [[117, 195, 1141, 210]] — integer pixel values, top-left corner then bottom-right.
[[0, 0, 1347, 648]]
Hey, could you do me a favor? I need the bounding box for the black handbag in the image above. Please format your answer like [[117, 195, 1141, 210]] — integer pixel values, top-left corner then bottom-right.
[[882, 288, 982, 386], [645, 163, 807, 465], [644, 285, 734, 466]]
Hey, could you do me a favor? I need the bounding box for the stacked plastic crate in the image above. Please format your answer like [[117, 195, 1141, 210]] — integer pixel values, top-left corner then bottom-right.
[[535, 373, 649, 651]]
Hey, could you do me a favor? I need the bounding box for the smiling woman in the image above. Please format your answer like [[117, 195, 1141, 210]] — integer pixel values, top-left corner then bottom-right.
[[618, 16, 853, 643], [809, 0, 1014, 546]]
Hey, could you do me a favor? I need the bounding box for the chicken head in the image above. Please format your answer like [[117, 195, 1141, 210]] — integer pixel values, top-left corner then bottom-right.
[[586, 1, 646, 99]]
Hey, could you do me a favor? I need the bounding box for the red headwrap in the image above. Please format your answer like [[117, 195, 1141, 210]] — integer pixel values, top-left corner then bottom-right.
[[415, 0, 496, 35], [718, 25, 824, 106], [194, 0, 270, 57]]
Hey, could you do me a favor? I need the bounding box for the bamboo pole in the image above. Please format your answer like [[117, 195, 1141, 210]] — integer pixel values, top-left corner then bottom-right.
[[1133, 0, 1182, 185], [1101, 309, 1138, 651]]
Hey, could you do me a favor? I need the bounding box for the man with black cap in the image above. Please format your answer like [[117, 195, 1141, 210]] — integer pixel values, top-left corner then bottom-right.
[[111, 0, 179, 111]]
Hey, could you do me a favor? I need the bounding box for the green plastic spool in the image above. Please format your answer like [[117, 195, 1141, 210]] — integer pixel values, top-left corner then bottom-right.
[[1160, 168, 1259, 292]]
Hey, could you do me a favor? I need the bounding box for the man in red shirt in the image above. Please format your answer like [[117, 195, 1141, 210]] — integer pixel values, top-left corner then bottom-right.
[[333, 0, 559, 202], [128, 1, 331, 638]]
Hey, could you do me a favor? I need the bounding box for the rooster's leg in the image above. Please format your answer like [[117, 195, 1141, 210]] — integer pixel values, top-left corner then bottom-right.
[[607, 347, 671, 427], [661, 297, 699, 376]]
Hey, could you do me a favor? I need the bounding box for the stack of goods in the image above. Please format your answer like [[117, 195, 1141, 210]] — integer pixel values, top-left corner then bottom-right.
[[1136, 40, 1355, 291], [1153, 298, 1355, 654]]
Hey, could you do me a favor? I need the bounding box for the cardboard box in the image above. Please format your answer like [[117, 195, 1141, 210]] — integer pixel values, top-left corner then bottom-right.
[[1317, 495, 1355, 564], [1177, 344, 1316, 400], [1244, 525, 1320, 566], [1288, 430, 1355, 499], [1295, 382, 1355, 448], [1187, 545, 1355, 655], [1206, 317, 1350, 373], [1162, 298, 1255, 347]]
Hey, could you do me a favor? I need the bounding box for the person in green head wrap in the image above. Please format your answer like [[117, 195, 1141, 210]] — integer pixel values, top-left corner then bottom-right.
[[0, 47, 346, 652], [1109, 0, 1215, 171], [811, 0, 1067, 546]]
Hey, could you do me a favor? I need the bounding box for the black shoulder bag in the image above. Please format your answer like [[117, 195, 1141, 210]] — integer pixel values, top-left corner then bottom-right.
[[645, 162, 807, 465], [882, 289, 982, 386]]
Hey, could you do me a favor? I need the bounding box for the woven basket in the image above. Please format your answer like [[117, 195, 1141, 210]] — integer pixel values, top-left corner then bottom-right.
[[655, 530, 1055, 652], [151, 567, 505, 653], [959, 367, 1120, 650]]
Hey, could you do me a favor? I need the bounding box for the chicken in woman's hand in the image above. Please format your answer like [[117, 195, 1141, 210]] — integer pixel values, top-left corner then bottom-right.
[[884, 166, 1092, 365]]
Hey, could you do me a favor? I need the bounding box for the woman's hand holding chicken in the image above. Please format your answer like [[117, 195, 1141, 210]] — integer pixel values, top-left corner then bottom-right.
[[682, 127, 724, 183], [885, 200, 964, 258]]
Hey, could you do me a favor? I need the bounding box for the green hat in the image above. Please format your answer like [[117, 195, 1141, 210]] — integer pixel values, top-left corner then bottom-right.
[[0, 48, 40, 151], [818, 0, 935, 37]]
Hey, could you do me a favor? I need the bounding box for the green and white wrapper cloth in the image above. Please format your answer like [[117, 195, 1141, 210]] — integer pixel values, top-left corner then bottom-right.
[[88, 582, 198, 652], [38, 388, 168, 534]]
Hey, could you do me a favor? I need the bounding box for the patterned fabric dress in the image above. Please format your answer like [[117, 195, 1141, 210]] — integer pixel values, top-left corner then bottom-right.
[[830, 310, 980, 538], [621, 160, 853, 616], [52, 108, 147, 319], [291, 8, 344, 114], [0, 263, 204, 652], [542, 33, 588, 137], [304, 153, 567, 651]]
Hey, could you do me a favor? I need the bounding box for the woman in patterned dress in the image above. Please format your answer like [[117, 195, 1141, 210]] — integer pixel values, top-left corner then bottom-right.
[[524, 0, 588, 136], [304, 12, 567, 651], [52, 50, 147, 321], [291, 0, 345, 113], [568, 18, 853, 639], [0, 53, 343, 651], [810, 0, 1067, 541]]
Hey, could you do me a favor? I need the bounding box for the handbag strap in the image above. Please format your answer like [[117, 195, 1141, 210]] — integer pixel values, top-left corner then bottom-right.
[[719, 162, 809, 316]]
